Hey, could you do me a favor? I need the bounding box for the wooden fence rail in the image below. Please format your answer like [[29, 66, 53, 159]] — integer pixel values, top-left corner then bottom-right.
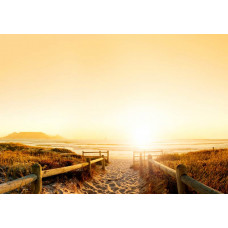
[[42, 162, 89, 178], [82, 150, 109, 163], [137, 153, 222, 194], [180, 170, 221, 194], [0, 174, 37, 194], [148, 157, 176, 178], [0, 156, 106, 194]]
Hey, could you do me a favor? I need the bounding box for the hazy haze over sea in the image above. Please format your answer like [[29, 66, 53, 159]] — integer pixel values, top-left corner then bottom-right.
[[1, 139, 228, 158]]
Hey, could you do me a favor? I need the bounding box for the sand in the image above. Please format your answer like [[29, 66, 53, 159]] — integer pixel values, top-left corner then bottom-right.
[[41, 158, 146, 194], [78, 158, 146, 194]]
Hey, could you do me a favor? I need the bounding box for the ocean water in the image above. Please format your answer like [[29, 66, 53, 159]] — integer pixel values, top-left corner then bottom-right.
[[1, 139, 228, 158]]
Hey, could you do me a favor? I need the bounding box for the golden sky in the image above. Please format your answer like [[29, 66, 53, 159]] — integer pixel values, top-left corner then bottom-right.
[[0, 35, 227, 142]]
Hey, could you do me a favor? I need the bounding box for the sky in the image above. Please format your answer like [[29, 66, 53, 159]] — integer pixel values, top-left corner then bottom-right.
[[0, 34, 227, 143]]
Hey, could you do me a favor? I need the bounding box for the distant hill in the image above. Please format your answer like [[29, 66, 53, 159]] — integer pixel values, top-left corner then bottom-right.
[[0, 132, 64, 140]]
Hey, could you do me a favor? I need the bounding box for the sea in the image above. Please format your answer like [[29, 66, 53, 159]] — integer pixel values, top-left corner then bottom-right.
[[1, 139, 228, 158]]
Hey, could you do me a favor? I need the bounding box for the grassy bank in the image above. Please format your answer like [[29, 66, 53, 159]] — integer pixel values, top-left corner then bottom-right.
[[0, 143, 97, 193], [145, 149, 228, 194]]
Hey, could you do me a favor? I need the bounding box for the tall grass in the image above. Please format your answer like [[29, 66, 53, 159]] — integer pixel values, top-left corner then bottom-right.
[[153, 149, 228, 193], [0, 143, 100, 193], [0, 143, 83, 181]]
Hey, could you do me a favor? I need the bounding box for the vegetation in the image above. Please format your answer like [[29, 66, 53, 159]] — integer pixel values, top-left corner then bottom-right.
[[0, 143, 96, 193], [145, 149, 228, 194]]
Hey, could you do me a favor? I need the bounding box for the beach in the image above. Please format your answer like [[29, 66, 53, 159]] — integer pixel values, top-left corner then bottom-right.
[[41, 158, 146, 194], [0, 140, 227, 194], [79, 158, 146, 194]]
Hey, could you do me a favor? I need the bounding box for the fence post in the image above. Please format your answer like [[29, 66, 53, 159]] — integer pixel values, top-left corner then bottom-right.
[[176, 164, 187, 194], [99, 151, 102, 165], [133, 152, 135, 167], [107, 150, 110, 163], [148, 155, 152, 174], [88, 158, 92, 176], [31, 163, 42, 194], [144, 151, 146, 166], [140, 152, 143, 175], [102, 155, 105, 170]]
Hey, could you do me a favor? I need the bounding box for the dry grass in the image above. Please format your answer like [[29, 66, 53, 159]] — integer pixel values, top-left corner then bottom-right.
[[0, 143, 98, 193], [0, 143, 83, 180], [146, 149, 228, 194], [141, 165, 178, 194]]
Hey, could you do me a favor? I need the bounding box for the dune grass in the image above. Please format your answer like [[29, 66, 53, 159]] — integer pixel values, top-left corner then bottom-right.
[[146, 149, 228, 194], [0, 143, 97, 193]]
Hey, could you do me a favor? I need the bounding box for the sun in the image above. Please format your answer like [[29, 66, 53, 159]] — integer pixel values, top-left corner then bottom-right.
[[124, 106, 161, 147], [131, 125, 155, 147]]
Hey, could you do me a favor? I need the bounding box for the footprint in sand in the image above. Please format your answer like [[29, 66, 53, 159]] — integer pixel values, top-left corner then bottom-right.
[[87, 190, 97, 194], [80, 158, 145, 194], [119, 189, 125, 193]]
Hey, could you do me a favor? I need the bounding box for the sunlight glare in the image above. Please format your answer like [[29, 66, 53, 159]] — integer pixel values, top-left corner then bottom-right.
[[131, 125, 155, 147]]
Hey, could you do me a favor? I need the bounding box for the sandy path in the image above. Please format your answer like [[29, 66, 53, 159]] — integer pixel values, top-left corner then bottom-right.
[[79, 158, 146, 194]]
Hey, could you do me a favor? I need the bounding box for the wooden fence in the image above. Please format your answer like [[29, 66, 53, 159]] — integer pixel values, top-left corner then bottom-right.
[[82, 150, 109, 163], [0, 156, 106, 194], [135, 152, 222, 194], [133, 150, 163, 167]]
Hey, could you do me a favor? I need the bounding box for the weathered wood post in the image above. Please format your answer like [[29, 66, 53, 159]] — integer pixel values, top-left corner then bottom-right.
[[107, 150, 110, 163], [99, 151, 102, 165], [144, 151, 146, 166], [102, 155, 105, 170], [31, 163, 42, 194], [148, 154, 152, 174], [88, 158, 92, 176], [133, 152, 135, 168], [140, 152, 143, 175], [176, 164, 187, 194]]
